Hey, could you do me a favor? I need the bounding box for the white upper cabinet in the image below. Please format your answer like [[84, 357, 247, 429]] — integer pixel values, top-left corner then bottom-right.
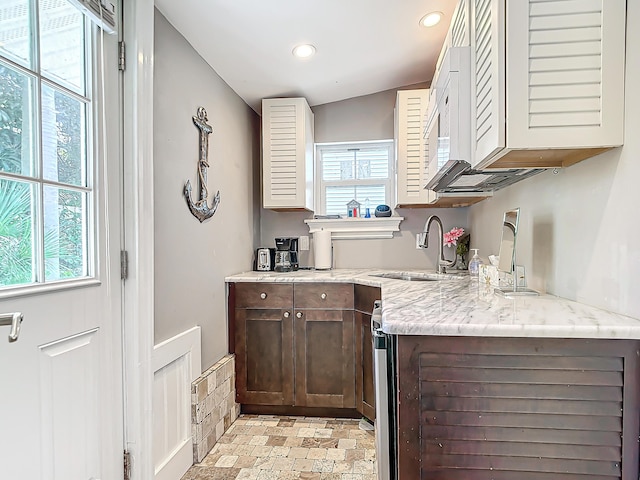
[[472, 0, 505, 167], [431, 46, 472, 170], [395, 89, 431, 206], [472, 0, 626, 169], [262, 98, 314, 210], [419, 0, 491, 207]]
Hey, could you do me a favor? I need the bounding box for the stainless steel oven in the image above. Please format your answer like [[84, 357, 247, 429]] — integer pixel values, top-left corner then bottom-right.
[[372, 301, 397, 480]]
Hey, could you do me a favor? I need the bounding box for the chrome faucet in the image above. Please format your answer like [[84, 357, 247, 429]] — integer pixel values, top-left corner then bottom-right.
[[420, 215, 456, 274]]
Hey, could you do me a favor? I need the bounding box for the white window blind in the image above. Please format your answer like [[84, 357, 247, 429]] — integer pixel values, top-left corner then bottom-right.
[[316, 141, 394, 216], [67, 0, 117, 33]]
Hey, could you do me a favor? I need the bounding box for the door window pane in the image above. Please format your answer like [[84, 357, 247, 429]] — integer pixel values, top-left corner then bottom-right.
[[39, 0, 85, 95], [42, 84, 86, 186], [0, 61, 35, 176], [0, 0, 33, 68], [0, 178, 35, 287], [0, 0, 99, 290], [44, 186, 87, 281]]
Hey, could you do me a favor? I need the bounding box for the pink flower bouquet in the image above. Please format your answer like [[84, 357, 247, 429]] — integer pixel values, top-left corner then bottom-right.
[[443, 227, 464, 247]]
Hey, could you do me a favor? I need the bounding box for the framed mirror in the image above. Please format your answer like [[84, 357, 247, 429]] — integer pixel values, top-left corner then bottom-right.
[[495, 208, 538, 297]]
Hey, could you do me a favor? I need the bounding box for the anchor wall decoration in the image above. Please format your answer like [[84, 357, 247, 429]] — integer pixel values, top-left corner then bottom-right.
[[184, 106, 220, 222]]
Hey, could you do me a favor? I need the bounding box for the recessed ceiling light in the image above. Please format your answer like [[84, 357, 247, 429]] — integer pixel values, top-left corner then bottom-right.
[[420, 11, 443, 28], [292, 44, 316, 58]]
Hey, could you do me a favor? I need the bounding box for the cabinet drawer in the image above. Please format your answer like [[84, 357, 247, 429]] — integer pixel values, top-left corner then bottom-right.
[[294, 283, 354, 309], [234, 283, 293, 309]]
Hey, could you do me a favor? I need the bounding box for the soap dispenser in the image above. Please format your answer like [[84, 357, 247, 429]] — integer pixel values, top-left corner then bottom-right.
[[468, 249, 483, 276]]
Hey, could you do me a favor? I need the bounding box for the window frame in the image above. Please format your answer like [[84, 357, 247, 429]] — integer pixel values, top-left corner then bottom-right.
[[0, 0, 101, 296], [314, 140, 395, 216]]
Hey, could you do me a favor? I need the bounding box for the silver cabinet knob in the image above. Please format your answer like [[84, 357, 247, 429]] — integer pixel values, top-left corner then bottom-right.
[[296, 312, 303, 318], [260, 292, 267, 299], [320, 293, 327, 300], [283, 311, 290, 318]]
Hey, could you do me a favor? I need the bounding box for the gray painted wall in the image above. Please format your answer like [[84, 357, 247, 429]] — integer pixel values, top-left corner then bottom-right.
[[260, 85, 469, 270], [468, 0, 640, 320], [153, 11, 260, 369], [313, 83, 427, 143]]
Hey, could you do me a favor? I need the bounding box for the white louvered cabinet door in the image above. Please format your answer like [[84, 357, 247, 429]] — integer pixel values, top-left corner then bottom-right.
[[451, 0, 471, 48], [262, 98, 314, 210], [506, 0, 625, 150], [423, 114, 439, 204], [471, 0, 506, 168], [434, 0, 471, 81], [395, 90, 431, 206]]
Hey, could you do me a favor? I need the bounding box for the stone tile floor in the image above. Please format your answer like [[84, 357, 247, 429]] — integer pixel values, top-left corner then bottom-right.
[[181, 414, 377, 480]]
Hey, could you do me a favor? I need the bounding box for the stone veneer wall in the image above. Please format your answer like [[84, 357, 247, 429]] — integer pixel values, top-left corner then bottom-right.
[[191, 354, 240, 463]]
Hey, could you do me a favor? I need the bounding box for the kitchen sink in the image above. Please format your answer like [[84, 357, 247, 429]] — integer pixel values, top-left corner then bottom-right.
[[369, 272, 466, 282]]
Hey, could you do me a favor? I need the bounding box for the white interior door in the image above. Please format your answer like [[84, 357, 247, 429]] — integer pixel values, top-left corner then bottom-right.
[[0, 1, 124, 479]]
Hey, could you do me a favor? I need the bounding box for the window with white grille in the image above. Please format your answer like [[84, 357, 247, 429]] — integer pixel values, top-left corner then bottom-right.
[[315, 141, 394, 216], [0, 0, 108, 290]]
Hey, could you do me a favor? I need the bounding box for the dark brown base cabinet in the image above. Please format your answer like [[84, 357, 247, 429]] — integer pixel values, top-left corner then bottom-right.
[[232, 283, 295, 406], [230, 282, 380, 415], [397, 336, 640, 480], [355, 284, 379, 421], [295, 308, 355, 408]]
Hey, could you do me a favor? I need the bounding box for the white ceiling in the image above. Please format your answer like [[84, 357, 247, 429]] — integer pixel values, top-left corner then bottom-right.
[[154, 0, 456, 113]]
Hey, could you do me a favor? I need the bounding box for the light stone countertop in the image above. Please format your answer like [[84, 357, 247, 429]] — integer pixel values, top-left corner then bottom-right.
[[225, 269, 640, 339]]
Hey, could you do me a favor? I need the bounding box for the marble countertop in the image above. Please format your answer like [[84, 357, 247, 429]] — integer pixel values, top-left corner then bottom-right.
[[225, 269, 640, 339]]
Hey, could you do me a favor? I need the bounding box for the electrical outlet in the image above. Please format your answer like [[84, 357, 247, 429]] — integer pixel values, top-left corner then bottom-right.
[[299, 236, 310, 251], [416, 233, 422, 249]]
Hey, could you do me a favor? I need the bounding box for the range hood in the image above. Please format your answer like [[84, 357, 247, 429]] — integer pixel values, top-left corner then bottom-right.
[[426, 160, 544, 193]]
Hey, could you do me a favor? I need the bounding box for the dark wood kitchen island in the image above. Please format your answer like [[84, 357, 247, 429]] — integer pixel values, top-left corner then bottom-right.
[[396, 334, 640, 480], [225, 269, 640, 480]]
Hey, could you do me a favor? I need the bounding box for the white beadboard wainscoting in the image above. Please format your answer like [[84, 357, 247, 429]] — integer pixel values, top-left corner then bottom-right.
[[152, 326, 202, 480]]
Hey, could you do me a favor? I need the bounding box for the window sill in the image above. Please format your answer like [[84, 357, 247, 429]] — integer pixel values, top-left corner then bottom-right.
[[304, 217, 404, 240], [0, 278, 101, 300]]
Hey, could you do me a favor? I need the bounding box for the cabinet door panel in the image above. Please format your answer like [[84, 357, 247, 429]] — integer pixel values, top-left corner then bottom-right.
[[295, 310, 355, 408], [306, 321, 345, 395], [506, 0, 625, 149], [355, 311, 375, 421], [355, 284, 379, 420], [397, 336, 640, 480], [354, 284, 380, 314], [262, 98, 314, 210], [395, 89, 430, 206], [235, 308, 294, 405], [471, 0, 505, 168]]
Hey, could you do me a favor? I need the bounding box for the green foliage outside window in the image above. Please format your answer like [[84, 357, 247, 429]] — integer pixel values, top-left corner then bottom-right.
[[0, 64, 86, 287]]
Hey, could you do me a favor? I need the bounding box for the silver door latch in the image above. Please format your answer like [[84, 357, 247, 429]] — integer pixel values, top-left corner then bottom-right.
[[0, 312, 23, 342]]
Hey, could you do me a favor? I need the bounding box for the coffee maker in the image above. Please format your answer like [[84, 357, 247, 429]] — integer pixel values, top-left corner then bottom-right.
[[274, 237, 299, 272]]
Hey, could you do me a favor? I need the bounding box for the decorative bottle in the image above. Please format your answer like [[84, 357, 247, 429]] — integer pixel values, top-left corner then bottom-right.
[[468, 249, 483, 276]]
